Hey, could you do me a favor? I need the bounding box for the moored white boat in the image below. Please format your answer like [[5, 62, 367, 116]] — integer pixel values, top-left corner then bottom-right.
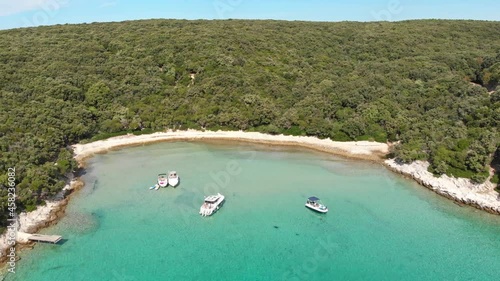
[[305, 196, 328, 213], [199, 193, 225, 217], [167, 171, 179, 187], [158, 174, 168, 187]]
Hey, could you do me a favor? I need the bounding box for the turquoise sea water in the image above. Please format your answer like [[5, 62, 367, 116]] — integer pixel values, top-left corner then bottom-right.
[[6, 142, 500, 281]]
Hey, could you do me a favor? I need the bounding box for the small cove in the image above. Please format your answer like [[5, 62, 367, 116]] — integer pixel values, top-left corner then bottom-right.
[[7, 141, 500, 281]]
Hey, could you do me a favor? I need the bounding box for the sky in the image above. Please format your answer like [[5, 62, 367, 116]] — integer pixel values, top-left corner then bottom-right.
[[0, 0, 499, 30]]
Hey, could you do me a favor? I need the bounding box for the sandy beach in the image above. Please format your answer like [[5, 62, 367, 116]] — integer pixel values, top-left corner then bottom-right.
[[73, 130, 390, 162], [1, 129, 499, 264]]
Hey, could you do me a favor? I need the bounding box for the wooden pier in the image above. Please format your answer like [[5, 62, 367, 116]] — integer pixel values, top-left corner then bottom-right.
[[27, 234, 62, 244]]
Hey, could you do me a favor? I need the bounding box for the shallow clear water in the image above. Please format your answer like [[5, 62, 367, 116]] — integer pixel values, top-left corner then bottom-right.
[[6, 142, 500, 281]]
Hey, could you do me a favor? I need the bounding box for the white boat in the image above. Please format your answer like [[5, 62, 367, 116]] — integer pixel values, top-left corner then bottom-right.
[[167, 171, 179, 187], [157, 174, 168, 187], [199, 193, 225, 217], [305, 196, 328, 213], [149, 184, 159, 190]]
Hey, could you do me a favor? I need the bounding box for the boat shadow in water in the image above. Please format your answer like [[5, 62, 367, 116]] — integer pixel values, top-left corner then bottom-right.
[[174, 191, 200, 209]]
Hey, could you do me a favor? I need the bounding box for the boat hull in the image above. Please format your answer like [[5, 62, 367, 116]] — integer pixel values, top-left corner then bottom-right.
[[305, 204, 328, 213], [168, 177, 179, 187]]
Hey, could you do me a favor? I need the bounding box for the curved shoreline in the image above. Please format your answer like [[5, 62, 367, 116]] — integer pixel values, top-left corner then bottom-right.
[[0, 130, 389, 266], [73, 130, 390, 163], [1, 130, 499, 266]]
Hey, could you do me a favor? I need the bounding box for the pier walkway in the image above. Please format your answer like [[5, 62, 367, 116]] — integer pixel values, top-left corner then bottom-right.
[[27, 233, 62, 244]]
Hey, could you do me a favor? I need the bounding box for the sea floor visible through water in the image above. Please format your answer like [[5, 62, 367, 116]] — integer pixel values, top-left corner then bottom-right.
[[6, 141, 500, 281]]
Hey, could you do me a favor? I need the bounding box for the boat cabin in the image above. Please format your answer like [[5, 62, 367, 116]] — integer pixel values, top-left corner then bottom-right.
[[168, 171, 177, 178], [307, 196, 321, 205], [204, 195, 220, 203]]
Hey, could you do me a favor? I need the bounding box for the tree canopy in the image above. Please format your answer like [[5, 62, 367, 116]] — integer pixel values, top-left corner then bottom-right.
[[0, 19, 499, 228]]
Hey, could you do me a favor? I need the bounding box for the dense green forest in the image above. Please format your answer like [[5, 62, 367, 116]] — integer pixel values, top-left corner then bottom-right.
[[0, 19, 499, 228]]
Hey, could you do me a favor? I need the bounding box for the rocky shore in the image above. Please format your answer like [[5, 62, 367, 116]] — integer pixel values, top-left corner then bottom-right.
[[0, 178, 82, 263], [385, 159, 500, 215]]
